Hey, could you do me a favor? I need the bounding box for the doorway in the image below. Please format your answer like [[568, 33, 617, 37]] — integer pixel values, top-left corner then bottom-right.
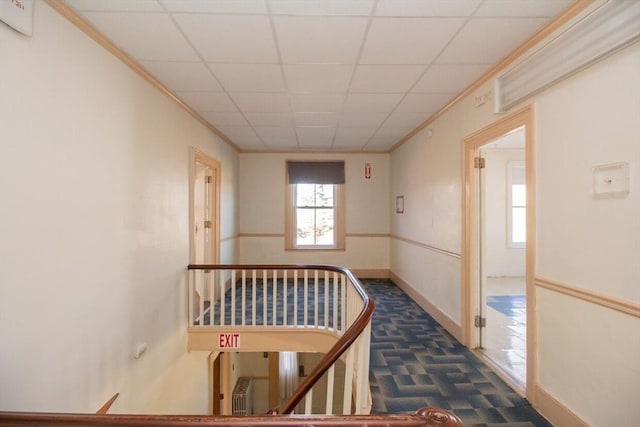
[[209, 351, 222, 415], [190, 149, 221, 320], [462, 106, 535, 399], [190, 149, 221, 265], [478, 131, 526, 387]]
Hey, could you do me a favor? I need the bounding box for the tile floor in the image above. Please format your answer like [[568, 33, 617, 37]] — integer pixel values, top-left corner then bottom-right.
[[481, 277, 526, 388]]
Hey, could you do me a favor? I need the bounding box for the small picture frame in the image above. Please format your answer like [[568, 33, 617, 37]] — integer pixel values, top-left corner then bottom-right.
[[396, 196, 404, 214]]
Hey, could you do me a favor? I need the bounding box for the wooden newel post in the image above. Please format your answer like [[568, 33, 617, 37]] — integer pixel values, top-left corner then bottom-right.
[[416, 407, 464, 427]]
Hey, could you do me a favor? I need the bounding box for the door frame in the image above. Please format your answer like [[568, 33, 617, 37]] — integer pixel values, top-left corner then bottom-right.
[[461, 105, 536, 402], [189, 148, 221, 265]]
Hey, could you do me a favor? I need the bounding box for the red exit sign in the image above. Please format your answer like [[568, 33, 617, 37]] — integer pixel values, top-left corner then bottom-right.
[[218, 333, 240, 349]]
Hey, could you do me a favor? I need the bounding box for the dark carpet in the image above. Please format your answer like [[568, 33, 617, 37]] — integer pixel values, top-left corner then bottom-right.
[[363, 279, 551, 427]]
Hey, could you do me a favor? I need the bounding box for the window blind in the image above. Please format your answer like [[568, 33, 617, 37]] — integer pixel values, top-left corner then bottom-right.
[[287, 161, 345, 184]]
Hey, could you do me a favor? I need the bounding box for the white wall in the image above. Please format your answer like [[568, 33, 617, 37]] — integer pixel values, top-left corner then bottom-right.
[[389, 40, 640, 425], [0, 3, 238, 414], [481, 148, 526, 278], [534, 42, 640, 426], [239, 152, 389, 271]]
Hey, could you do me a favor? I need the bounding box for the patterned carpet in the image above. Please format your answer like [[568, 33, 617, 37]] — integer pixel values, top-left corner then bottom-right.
[[363, 279, 551, 427]]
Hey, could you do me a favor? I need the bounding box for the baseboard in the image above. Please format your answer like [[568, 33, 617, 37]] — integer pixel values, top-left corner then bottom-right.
[[352, 269, 390, 279], [535, 385, 589, 427], [389, 271, 463, 342]]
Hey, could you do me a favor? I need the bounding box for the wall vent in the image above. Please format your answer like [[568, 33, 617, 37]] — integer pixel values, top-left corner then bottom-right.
[[232, 376, 254, 415]]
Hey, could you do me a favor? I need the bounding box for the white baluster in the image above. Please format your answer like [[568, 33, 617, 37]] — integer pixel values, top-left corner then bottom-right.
[[304, 389, 313, 415], [303, 270, 308, 327], [263, 269, 268, 326], [241, 269, 246, 326], [219, 270, 225, 326], [188, 269, 194, 327], [314, 270, 319, 327], [231, 270, 236, 326], [332, 272, 338, 332], [283, 270, 288, 326], [272, 269, 278, 326], [326, 364, 335, 415], [293, 270, 298, 326], [198, 270, 204, 327], [342, 346, 354, 415], [252, 270, 257, 326]]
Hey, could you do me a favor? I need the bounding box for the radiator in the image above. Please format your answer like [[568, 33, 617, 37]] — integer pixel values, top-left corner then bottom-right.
[[231, 376, 253, 415]]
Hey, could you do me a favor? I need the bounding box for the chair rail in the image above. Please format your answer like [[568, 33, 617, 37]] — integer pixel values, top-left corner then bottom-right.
[[187, 264, 374, 415]]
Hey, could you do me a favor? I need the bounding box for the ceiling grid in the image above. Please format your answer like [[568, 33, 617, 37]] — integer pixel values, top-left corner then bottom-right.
[[62, 0, 573, 152]]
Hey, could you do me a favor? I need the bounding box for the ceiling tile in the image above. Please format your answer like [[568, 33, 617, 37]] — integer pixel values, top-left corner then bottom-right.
[[82, 12, 199, 61], [412, 64, 490, 93], [232, 136, 265, 150], [140, 61, 222, 91], [360, 18, 465, 64], [350, 65, 425, 93], [261, 137, 299, 148], [66, 0, 163, 11], [274, 16, 368, 64], [254, 126, 297, 139], [209, 64, 285, 92], [216, 125, 259, 139], [290, 94, 345, 112], [365, 136, 396, 149], [374, 126, 414, 139], [374, 0, 481, 17], [335, 127, 377, 140], [245, 113, 294, 127], [296, 126, 337, 147], [269, 0, 374, 16], [284, 64, 353, 92], [176, 91, 237, 112], [332, 138, 367, 149], [173, 14, 278, 63], [200, 111, 248, 126], [394, 93, 453, 113], [343, 93, 403, 113], [160, 0, 267, 13], [475, 0, 573, 17], [294, 113, 339, 126], [337, 112, 388, 127], [230, 93, 291, 113], [437, 17, 548, 64], [383, 112, 427, 128]]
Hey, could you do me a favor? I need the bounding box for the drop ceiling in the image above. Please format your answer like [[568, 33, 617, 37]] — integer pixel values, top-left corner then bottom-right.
[[62, 0, 572, 152]]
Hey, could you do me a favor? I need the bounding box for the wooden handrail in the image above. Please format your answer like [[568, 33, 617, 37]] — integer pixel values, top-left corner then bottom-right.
[[0, 407, 463, 426], [96, 393, 119, 414], [187, 264, 374, 414]]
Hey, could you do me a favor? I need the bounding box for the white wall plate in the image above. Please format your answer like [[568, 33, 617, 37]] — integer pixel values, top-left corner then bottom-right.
[[593, 162, 629, 198]]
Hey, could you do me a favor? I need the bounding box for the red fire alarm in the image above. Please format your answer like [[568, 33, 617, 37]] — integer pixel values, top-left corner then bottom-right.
[[365, 162, 372, 180]]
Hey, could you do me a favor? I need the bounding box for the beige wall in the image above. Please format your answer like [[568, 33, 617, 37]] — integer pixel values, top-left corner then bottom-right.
[[0, 2, 238, 414], [390, 40, 640, 425], [239, 152, 389, 271]]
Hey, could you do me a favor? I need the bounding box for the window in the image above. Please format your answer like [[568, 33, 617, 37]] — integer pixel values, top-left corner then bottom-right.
[[294, 184, 336, 246], [286, 161, 345, 250], [508, 161, 526, 248]]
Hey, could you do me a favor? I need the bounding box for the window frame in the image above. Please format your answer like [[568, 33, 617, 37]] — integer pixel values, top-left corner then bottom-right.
[[507, 160, 526, 249], [285, 168, 345, 251]]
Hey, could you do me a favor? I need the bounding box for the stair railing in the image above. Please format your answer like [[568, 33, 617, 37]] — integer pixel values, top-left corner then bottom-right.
[[188, 264, 373, 415], [0, 406, 464, 426]]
